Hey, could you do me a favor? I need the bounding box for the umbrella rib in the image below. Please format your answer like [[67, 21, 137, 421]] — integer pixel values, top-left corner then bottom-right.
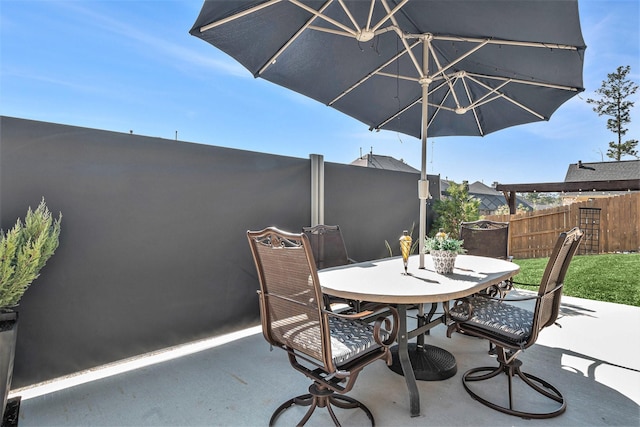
[[373, 98, 421, 130], [466, 77, 510, 109], [437, 35, 580, 51], [337, 0, 363, 32], [259, 0, 334, 75], [365, 0, 375, 30], [425, 45, 476, 112], [399, 34, 423, 79], [444, 73, 463, 110], [427, 90, 452, 128], [404, 33, 580, 52], [373, 0, 411, 33], [465, 72, 580, 92], [465, 75, 546, 119], [199, 0, 282, 32], [460, 76, 487, 135], [308, 23, 398, 38], [427, 39, 490, 82], [378, 0, 424, 78], [288, 0, 357, 36], [376, 72, 418, 82], [307, 25, 359, 37], [499, 94, 545, 120], [328, 40, 421, 106], [441, 68, 467, 111], [373, 79, 449, 130]]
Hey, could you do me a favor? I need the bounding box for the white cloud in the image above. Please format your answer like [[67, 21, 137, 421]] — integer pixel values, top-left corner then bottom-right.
[[54, 1, 250, 78]]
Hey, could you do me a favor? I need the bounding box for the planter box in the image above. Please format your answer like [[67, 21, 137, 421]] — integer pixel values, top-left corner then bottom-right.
[[0, 310, 18, 424]]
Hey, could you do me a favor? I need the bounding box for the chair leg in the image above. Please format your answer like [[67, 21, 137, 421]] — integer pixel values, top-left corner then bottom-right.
[[462, 355, 566, 419], [269, 384, 374, 426]]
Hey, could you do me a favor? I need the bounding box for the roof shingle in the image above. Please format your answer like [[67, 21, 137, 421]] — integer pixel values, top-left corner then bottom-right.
[[564, 160, 640, 182]]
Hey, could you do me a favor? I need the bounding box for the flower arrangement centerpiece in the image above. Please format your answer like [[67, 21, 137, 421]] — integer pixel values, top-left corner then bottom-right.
[[424, 229, 465, 274]]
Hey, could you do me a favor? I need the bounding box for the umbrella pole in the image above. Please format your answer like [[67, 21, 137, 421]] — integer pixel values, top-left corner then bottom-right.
[[418, 35, 431, 269]]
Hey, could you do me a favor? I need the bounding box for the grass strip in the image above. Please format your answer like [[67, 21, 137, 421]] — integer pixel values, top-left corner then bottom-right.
[[512, 253, 640, 307]]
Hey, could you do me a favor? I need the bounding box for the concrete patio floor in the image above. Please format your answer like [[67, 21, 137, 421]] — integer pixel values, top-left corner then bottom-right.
[[12, 292, 640, 426]]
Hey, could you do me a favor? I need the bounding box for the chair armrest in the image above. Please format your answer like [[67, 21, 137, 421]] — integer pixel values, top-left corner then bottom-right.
[[325, 304, 399, 347], [448, 298, 474, 322], [455, 282, 564, 306]]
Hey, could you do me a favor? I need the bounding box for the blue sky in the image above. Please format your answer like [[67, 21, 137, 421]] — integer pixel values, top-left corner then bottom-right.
[[1, 0, 638, 185]]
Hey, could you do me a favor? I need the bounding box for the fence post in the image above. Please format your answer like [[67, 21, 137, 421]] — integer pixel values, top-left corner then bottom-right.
[[310, 154, 324, 226]]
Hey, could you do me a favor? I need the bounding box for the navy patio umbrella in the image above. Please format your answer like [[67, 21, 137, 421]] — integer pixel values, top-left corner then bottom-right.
[[189, 0, 585, 268]]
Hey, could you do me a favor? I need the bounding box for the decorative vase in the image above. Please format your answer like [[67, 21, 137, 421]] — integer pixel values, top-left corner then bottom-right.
[[431, 250, 457, 274], [399, 230, 412, 274]]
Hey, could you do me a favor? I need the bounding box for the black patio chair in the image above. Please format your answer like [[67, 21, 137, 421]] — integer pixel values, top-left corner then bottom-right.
[[446, 227, 583, 419], [302, 224, 356, 269], [303, 224, 359, 311], [247, 227, 399, 426], [459, 220, 512, 297]]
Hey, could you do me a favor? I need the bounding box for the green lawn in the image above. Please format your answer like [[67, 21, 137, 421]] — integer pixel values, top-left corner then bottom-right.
[[512, 253, 640, 307]]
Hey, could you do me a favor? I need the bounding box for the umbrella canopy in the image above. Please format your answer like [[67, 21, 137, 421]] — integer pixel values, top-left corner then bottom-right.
[[190, 0, 585, 266]]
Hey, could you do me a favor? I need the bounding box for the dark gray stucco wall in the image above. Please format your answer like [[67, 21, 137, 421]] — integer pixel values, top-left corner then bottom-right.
[[1, 116, 433, 388], [324, 162, 436, 261]]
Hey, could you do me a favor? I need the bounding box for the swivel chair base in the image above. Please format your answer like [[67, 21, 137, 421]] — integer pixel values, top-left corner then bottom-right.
[[462, 358, 566, 419], [270, 383, 374, 426]]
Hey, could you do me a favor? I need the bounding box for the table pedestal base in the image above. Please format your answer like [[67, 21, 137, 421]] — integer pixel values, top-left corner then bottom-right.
[[389, 343, 457, 381]]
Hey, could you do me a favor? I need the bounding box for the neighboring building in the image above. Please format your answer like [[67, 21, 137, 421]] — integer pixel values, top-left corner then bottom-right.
[[441, 180, 532, 215], [350, 152, 420, 173], [562, 159, 640, 203], [350, 150, 536, 215]]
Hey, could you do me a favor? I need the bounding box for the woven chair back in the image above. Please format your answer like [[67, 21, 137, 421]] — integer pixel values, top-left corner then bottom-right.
[[303, 224, 350, 269], [247, 228, 329, 364], [459, 220, 510, 260], [532, 227, 583, 339]]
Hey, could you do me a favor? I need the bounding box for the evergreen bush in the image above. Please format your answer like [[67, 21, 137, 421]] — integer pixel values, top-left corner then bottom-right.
[[0, 199, 61, 308]]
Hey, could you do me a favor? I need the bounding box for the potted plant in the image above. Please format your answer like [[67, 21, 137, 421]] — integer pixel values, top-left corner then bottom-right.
[[424, 229, 465, 274], [1, 199, 61, 423]]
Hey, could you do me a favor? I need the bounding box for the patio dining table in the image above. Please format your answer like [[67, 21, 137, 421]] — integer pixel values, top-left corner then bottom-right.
[[318, 254, 520, 417]]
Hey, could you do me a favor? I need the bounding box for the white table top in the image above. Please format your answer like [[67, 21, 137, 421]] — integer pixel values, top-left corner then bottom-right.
[[318, 254, 520, 305]]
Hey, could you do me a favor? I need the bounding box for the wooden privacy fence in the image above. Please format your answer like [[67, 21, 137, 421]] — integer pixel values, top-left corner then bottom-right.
[[485, 192, 640, 259]]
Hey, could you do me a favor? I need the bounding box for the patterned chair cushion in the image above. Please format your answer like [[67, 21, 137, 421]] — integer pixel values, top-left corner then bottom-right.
[[329, 316, 388, 365], [279, 315, 388, 366], [450, 296, 533, 344]]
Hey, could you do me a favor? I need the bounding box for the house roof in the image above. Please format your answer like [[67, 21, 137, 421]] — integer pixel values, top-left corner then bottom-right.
[[565, 160, 640, 182], [350, 153, 420, 173], [468, 181, 504, 195]]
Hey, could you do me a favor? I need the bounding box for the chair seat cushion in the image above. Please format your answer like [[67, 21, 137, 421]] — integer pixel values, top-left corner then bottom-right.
[[329, 317, 388, 365], [450, 297, 533, 344]]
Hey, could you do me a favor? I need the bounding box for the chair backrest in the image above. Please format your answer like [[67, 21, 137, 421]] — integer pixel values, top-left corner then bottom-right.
[[302, 224, 351, 269], [459, 220, 510, 260], [247, 227, 333, 369], [531, 227, 583, 342]]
